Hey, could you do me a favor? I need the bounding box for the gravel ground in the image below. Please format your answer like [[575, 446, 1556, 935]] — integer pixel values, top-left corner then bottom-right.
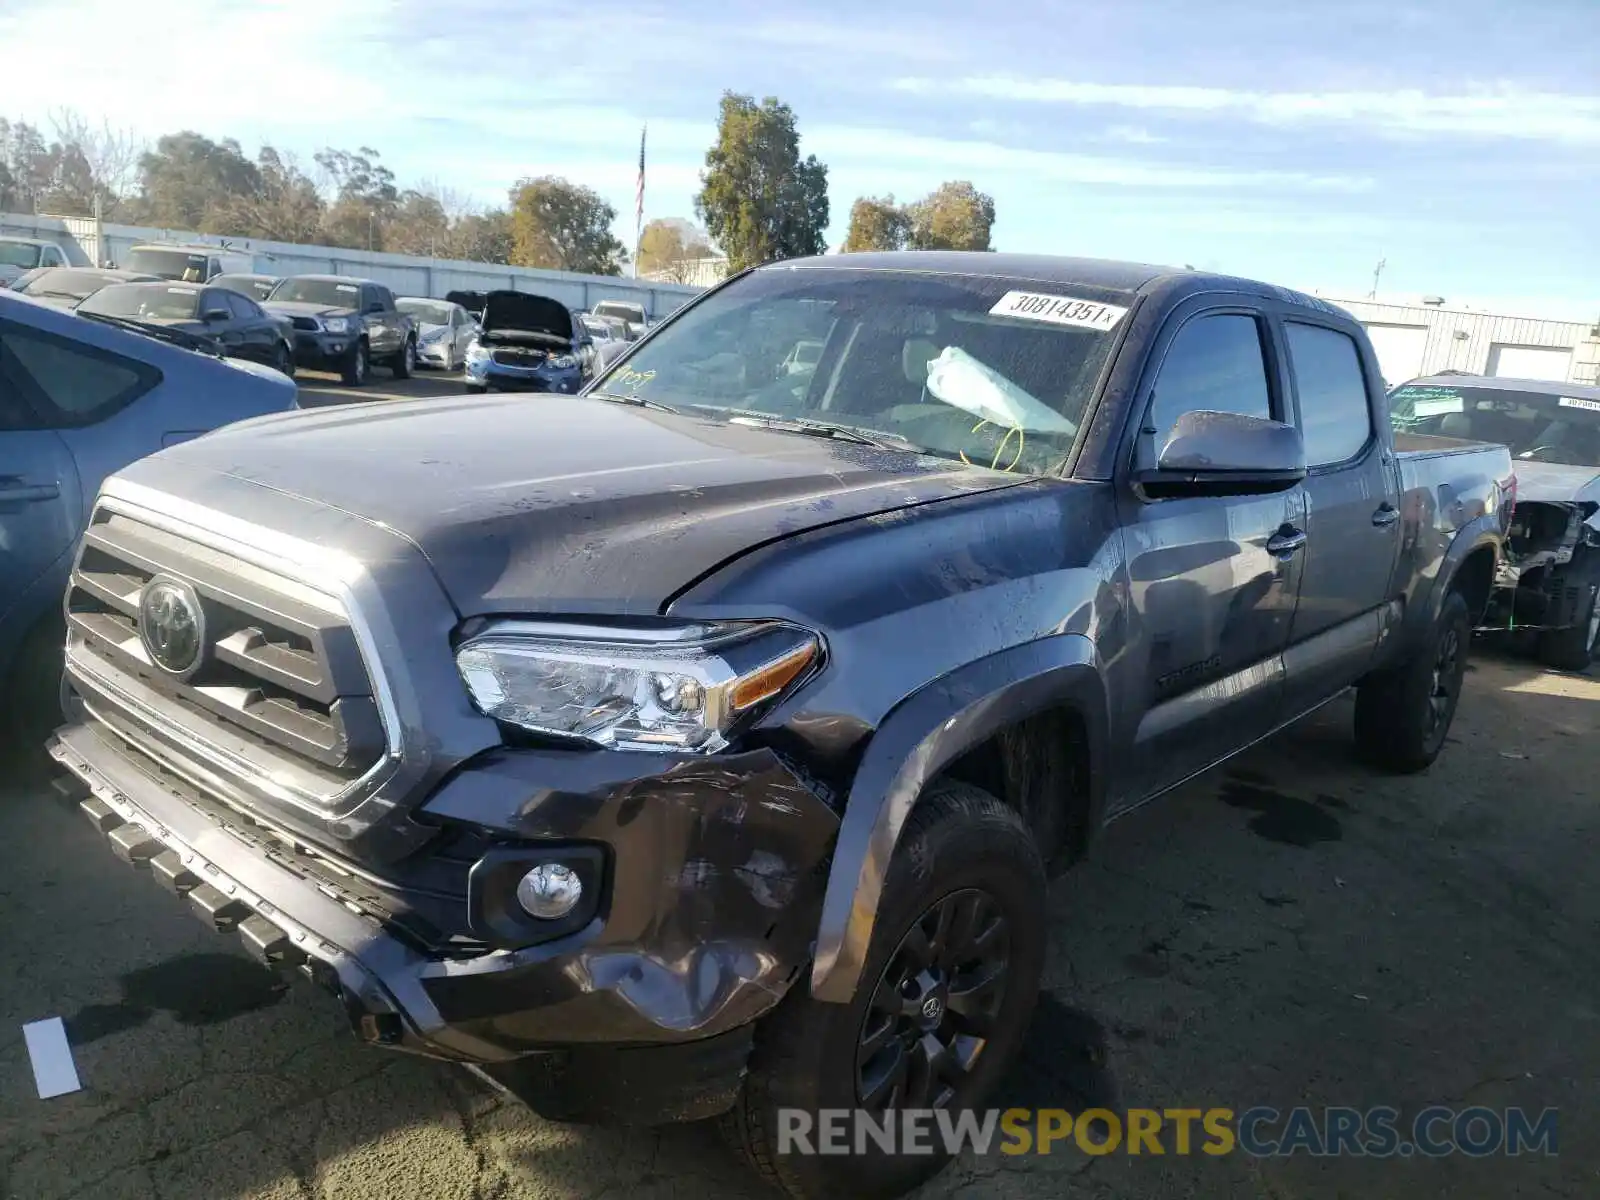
[[2, 625, 1596, 1196]]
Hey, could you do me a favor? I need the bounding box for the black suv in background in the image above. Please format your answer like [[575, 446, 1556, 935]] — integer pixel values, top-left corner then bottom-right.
[[264, 275, 417, 386]]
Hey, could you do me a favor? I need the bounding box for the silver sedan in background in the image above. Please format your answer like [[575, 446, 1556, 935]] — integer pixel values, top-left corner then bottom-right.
[[397, 296, 477, 371], [580, 313, 632, 372]]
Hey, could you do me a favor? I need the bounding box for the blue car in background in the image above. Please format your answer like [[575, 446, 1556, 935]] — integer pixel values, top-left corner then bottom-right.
[[462, 290, 592, 395], [0, 289, 299, 752]]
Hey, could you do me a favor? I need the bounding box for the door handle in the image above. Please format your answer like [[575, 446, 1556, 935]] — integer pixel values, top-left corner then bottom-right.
[[0, 480, 59, 504], [1266, 526, 1308, 557], [1372, 503, 1400, 527]]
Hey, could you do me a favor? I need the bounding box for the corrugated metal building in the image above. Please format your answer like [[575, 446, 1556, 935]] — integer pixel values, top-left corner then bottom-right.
[[1317, 294, 1599, 389]]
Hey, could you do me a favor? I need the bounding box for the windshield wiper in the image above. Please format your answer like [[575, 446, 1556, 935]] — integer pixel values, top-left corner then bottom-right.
[[587, 390, 680, 414], [77, 312, 221, 356], [721, 410, 916, 452]]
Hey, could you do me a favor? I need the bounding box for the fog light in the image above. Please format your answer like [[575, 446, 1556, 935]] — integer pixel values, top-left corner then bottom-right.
[[516, 862, 583, 920]]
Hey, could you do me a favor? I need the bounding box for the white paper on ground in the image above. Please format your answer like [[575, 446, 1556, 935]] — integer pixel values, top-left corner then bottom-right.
[[22, 1017, 82, 1099]]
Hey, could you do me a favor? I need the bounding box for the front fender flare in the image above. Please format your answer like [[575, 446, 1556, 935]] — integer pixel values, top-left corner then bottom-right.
[[809, 634, 1108, 1003]]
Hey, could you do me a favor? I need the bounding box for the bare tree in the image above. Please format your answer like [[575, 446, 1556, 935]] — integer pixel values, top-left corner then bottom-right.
[[49, 108, 144, 214]]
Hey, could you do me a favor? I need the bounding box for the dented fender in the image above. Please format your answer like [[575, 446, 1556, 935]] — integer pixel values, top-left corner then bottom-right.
[[809, 634, 1108, 1004]]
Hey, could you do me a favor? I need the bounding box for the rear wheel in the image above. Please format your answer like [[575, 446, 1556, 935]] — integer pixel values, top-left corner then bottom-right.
[[1537, 566, 1600, 673], [273, 342, 295, 377], [1354, 589, 1471, 773], [341, 339, 369, 387], [719, 780, 1046, 1199]]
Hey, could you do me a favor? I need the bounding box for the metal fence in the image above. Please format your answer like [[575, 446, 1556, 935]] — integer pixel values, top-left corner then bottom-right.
[[2, 211, 704, 317]]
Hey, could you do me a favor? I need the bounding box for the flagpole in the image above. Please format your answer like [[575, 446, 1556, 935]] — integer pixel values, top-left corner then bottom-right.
[[633, 124, 646, 280]]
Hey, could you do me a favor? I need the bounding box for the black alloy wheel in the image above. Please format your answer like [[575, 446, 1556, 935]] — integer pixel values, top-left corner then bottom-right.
[[855, 887, 1010, 1111]]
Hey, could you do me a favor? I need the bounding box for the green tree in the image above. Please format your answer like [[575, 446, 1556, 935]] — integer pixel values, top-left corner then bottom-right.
[[636, 217, 712, 282], [314, 146, 399, 249], [224, 147, 325, 243], [906, 181, 996, 251], [695, 93, 829, 272], [842, 195, 909, 252], [507, 176, 624, 275], [131, 131, 261, 231], [448, 209, 514, 264]]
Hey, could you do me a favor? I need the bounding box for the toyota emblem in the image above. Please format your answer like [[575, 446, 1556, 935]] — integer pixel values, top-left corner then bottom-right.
[[138, 577, 206, 676]]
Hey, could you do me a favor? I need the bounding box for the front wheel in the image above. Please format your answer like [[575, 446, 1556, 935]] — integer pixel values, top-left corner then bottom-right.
[[464, 383, 487, 395], [341, 339, 369, 387], [1354, 589, 1472, 773], [720, 780, 1046, 1199], [273, 342, 295, 377]]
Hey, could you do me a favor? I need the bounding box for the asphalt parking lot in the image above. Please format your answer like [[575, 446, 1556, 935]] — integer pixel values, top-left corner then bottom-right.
[[3, 624, 1597, 1191], [293, 367, 468, 407]]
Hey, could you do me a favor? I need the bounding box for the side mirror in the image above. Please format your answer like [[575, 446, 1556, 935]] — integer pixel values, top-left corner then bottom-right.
[[203, 308, 230, 322], [1137, 410, 1306, 498]]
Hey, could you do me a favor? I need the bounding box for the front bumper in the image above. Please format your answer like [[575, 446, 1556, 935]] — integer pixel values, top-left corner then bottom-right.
[[416, 340, 453, 366], [291, 330, 352, 367], [48, 709, 838, 1070], [463, 356, 583, 393]]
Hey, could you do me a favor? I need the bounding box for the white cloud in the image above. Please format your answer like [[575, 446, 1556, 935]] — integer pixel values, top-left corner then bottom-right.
[[808, 125, 1372, 193], [892, 77, 1600, 144], [1101, 125, 1166, 146]]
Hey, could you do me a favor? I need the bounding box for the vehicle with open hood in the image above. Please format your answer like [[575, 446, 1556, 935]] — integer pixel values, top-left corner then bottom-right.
[[48, 252, 1510, 1200], [462, 289, 590, 394], [1392, 374, 1600, 670]]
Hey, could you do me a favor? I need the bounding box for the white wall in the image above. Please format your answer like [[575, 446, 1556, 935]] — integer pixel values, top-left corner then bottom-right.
[[2, 210, 703, 317]]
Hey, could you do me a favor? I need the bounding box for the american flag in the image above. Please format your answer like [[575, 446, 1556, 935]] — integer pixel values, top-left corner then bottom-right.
[[635, 125, 647, 228]]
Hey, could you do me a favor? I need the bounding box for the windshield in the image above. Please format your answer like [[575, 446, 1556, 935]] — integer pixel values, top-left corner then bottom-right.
[[15, 269, 116, 301], [216, 275, 276, 300], [0, 241, 42, 269], [398, 298, 454, 325], [79, 284, 201, 320], [124, 248, 208, 281], [581, 317, 612, 339], [270, 278, 362, 307], [1391, 382, 1600, 468], [594, 267, 1129, 474], [593, 302, 644, 322]]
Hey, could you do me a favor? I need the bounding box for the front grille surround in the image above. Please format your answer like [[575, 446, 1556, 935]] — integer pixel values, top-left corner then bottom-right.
[[64, 490, 404, 820]]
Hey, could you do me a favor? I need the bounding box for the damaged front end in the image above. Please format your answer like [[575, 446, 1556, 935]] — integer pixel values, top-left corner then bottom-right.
[[1485, 493, 1600, 631]]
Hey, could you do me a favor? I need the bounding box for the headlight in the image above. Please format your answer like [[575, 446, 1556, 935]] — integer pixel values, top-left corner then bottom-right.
[[322, 316, 350, 334], [548, 353, 578, 370], [455, 621, 820, 753], [466, 342, 490, 364]]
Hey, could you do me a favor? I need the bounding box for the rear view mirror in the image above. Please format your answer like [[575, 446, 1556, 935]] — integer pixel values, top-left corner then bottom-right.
[[1139, 410, 1306, 498]]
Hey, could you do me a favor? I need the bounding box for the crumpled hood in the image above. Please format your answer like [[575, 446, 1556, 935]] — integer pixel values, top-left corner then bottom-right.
[[264, 299, 357, 319], [1512, 460, 1600, 506], [155, 394, 1026, 615]]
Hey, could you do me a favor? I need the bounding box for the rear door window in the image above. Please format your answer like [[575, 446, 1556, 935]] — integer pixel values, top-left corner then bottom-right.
[[0, 319, 160, 428], [1285, 322, 1373, 466]]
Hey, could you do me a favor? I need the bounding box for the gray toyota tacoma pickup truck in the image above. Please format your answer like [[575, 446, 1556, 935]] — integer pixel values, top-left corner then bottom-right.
[[48, 253, 1512, 1199]]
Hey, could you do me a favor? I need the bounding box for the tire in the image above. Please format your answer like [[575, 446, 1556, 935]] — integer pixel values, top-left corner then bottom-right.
[[719, 780, 1046, 1200], [391, 337, 415, 380], [1, 615, 66, 774], [341, 339, 369, 387], [273, 342, 295, 378], [464, 383, 487, 395], [1537, 570, 1600, 673], [1354, 589, 1472, 773]]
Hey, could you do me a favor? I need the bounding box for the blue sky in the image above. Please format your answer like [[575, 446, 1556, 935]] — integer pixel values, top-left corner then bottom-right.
[[4, 0, 1596, 313]]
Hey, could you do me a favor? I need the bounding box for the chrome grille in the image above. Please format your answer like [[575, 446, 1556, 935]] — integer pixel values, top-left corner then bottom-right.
[[65, 506, 386, 807]]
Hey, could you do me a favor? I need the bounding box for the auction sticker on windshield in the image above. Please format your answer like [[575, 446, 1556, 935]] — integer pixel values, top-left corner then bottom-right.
[[990, 291, 1128, 331], [1558, 396, 1600, 413]]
